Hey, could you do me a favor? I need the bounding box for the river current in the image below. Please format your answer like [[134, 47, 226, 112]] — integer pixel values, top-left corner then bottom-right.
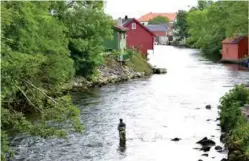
[[10, 46, 249, 161]]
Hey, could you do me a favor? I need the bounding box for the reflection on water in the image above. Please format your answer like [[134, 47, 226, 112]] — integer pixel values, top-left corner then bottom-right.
[[224, 64, 249, 71], [10, 46, 249, 161]]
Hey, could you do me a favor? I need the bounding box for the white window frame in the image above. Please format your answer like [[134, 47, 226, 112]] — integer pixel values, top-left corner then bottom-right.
[[132, 23, 136, 29]]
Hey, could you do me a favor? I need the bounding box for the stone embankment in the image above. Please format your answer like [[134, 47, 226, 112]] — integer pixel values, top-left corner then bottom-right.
[[72, 65, 147, 91]]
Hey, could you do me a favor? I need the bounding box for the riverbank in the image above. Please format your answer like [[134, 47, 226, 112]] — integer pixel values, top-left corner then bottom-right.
[[71, 52, 153, 91], [219, 58, 249, 69], [219, 85, 249, 161]]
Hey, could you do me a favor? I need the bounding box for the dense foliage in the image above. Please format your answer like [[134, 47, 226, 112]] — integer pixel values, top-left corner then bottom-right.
[[49, 1, 114, 76], [219, 85, 249, 160], [1, 1, 113, 160], [173, 10, 188, 41], [187, 1, 248, 55], [174, 1, 248, 58], [148, 16, 169, 24]]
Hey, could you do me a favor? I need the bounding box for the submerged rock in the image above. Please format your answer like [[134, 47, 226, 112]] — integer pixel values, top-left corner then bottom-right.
[[215, 145, 223, 151], [200, 146, 211, 152], [216, 117, 221, 121], [205, 105, 212, 109], [171, 138, 181, 141], [196, 137, 216, 146], [220, 133, 226, 143], [202, 153, 208, 157]]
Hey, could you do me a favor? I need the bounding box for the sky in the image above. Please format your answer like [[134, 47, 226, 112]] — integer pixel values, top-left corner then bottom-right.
[[104, 0, 198, 19]]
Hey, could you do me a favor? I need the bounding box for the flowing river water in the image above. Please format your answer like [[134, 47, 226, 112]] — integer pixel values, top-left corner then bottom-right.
[[10, 46, 249, 161]]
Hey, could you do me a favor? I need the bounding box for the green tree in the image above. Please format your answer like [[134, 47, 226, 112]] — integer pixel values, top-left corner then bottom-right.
[[1, 2, 82, 160], [148, 16, 169, 24], [174, 10, 188, 41], [197, 0, 213, 10], [51, 1, 114, 76], [186, 1, 248, 58]]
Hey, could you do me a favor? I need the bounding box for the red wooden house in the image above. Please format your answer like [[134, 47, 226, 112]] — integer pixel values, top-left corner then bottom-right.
[[221, 36, 248, 61], [121, 17, 154, 56]]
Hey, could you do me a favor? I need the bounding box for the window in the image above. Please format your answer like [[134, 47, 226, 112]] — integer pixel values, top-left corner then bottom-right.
[[132, 23, 136, 29], [226, 48, 229, 55]]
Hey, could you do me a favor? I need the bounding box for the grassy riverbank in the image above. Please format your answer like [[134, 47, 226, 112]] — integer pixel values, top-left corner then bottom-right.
[[219, 85, 249, 161]]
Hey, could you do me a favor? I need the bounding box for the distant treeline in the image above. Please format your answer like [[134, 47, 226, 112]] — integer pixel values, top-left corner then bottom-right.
[[174, 1, 248, 57]]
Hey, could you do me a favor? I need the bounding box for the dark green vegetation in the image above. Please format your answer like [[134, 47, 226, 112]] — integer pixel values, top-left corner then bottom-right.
[[125, 51, 153, 75], [174, 1, 248, 57], [104, 48, 152, 75], [1, 1, 114, 160], [219, 85, 249, 161], [173, 10, 188, 41], [148, 16, 169, 24]]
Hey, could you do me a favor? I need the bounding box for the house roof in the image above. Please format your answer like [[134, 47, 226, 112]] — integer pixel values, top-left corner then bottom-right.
[[146, 24, 168, 32], [152, 31, 167, 36], [123, 18, 155, 36], [222, 36, 248, 44], [113, 25, 128, 32], [122, 18, 133, 25], [138, 12, 177, 22]]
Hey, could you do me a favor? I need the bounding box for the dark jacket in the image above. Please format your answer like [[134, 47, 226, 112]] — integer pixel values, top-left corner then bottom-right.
[[118, 122, 126, 131]]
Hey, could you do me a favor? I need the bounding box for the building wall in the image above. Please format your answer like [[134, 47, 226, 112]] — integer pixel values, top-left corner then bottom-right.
[[140, 21, 148, 25], [124, 20, 154, 55], [238, 37, 248, 59], [118, 32, 127, 51], [158, 36, 168, 45], [103, 30, 118, 50], [222, 44, 238, 60]]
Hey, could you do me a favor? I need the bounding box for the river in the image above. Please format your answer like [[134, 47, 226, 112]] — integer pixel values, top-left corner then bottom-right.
[[10, 46, 249, 161]]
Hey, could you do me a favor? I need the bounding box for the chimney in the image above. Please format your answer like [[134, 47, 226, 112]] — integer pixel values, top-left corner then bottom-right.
[[117, 17, 122, 26], [125, 15, 128, 20]]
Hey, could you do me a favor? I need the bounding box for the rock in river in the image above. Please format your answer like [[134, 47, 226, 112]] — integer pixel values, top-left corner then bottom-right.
[[202, 154, 208, 157], [196, 137, 216, 146], [200, 146, 211, 152], [171, 137, 181, 141], [153, 67, 167, 74], [215, 145, 223, 151], [220, 133, 226, 143], [205, 105, 211, 109]]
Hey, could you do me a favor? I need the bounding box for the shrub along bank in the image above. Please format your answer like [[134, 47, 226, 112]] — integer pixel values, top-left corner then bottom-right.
[[72, 49, 153, 90], [219, 85, 249, 161], [1, 1, 112, 160]]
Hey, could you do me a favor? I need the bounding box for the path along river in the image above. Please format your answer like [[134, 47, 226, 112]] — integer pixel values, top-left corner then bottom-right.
[[10, 46, 249, 161]]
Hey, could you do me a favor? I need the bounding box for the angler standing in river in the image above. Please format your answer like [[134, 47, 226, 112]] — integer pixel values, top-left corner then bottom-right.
[[118, 119, 126, 147]]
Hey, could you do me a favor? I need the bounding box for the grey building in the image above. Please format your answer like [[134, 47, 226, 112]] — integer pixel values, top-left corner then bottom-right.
[[146, 24, 169, 45]]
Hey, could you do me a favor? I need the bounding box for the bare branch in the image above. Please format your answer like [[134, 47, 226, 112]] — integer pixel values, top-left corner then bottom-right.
[[13, 83, 44, 115], [23, 79, 59, 105]]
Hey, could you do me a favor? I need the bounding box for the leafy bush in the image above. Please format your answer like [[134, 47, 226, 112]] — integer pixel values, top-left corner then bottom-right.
[[187, 1, 248, 57], [0, 1, 111, 160], [219, 85, 249, 160], [220, 85, 249, 131], [125, 51, 153, 75]]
